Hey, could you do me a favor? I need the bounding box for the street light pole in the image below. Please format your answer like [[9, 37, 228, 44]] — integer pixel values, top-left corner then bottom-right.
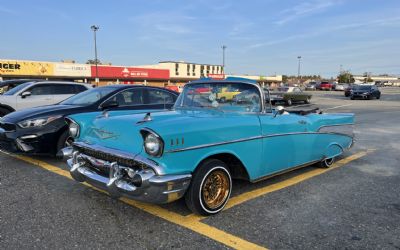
[[222, 45, 227, 73], [91, 25, 100, 86], [297, 56, 302, 84]]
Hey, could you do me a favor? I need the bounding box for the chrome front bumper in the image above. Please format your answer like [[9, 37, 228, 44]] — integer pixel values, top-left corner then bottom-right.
[[66, 143, 191, 204]]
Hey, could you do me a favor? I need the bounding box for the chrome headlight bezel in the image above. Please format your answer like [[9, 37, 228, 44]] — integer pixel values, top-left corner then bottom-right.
[[67, 119, 80, 138], [140, 128, 164, 157], [18, 115, 62, 128]]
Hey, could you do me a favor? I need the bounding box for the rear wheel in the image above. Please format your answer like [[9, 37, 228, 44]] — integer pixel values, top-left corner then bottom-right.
[[377, 94, 381, 99], [318, 157, 335, 168], [185, 159, 232, 215], [305, 97, 311, 104], [286, 99, 292, 106]]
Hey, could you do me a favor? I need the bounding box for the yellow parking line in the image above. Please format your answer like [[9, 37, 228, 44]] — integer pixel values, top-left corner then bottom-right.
[[185, 149, 374, 221], [1, 151, 266, 250], [224, 150, 374, 210]]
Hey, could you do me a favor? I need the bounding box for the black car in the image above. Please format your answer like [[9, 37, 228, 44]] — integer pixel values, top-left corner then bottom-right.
[[0, 85, 178, 156], [350, 85, 381, 100], [0, 79, 41, 94]]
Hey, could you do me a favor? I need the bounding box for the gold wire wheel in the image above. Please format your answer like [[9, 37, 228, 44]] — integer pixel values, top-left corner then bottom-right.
[[202, 170, 230, 209]]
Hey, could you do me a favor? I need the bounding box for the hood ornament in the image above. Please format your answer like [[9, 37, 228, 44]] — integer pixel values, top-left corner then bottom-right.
[[137, 112, 152, 124]]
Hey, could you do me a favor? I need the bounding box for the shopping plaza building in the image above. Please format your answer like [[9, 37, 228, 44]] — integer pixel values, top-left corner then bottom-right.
[[0, 59, 282, 88]]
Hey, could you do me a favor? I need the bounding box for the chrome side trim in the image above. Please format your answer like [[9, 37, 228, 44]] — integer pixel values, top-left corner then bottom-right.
[[166, 135, 264, 153], [252, 159, 322, 183], [166, 130, 355, 153]]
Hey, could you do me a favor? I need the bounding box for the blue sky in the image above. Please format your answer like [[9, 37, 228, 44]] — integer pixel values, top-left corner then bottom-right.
[[1, 0, 399, 77]]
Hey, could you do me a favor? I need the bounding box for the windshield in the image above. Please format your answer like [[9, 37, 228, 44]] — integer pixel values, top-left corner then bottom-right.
[[175, 82, 261, 113], [3, 82, 33, 95], [353, 85, 371, 90], [60, 87, 115, 105], [278, 87, 289, 92]]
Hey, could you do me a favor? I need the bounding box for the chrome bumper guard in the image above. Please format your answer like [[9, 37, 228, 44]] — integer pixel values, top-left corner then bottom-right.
[[66, 144, 191, 204]]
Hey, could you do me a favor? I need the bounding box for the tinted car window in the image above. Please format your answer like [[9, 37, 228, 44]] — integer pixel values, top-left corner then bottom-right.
[[3, 82, 33, 95], [61, 87, 115, 105], [111, 88, 144, 106], [29, 84, 53, 95], [74, 85, 88, 93], [148, 89, 176, 104], [53, 84, 77, 94]]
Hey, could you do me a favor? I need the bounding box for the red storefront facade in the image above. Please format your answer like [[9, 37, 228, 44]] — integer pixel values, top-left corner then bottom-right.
[[90, 65, 170, 86]]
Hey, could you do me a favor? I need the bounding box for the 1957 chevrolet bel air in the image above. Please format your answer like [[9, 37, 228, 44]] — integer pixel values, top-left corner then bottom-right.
[[62, 79, 354, 215]]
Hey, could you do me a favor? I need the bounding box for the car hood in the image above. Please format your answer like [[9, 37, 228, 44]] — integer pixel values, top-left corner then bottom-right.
[[1, 104, 84, 123], [71, 108, 261, 157]]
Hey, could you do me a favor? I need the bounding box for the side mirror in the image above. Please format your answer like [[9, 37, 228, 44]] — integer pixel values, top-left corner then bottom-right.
[[21, 91, 31, 98], [100, 100, 119, 110], [274, 106, 285, 117]]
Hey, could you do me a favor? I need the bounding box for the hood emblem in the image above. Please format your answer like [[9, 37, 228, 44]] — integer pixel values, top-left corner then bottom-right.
[[92, 128, 119, 140]]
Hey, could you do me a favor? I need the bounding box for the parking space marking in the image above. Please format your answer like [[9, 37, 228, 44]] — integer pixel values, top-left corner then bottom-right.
[[1, 151, 266, 250], [224, 150, 373, 211], [185, 149, 374, 221]]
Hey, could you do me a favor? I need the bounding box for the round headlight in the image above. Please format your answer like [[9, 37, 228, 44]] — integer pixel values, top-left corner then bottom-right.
[[144, 133, 162, 157], [69, 122, 80, 138]]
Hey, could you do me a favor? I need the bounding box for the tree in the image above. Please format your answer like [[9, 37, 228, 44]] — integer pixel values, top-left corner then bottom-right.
[[338, 71, 354, 83], [86, 59, 102, 65]]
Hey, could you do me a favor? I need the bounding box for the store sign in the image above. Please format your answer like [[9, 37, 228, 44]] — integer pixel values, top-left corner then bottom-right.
[[92, 66, 169, 79], [208, 74, 225, 79], [54, 63, 91, 77], [0, 60, 54, 76]]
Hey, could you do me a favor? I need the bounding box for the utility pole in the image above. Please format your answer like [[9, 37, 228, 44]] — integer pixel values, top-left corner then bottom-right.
[[91, 25, 100, 86], [222, 45, 227, 73], [297, 56, 302, 84]]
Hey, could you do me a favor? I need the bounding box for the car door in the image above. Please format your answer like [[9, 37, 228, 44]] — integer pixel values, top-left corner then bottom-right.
[[258, 112, 313, 177], [292, 87, 302, 101], [16, 84, 53, 110]]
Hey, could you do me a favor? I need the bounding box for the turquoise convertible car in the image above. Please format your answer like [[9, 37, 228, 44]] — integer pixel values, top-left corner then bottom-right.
[[63, 79, 354, 215]]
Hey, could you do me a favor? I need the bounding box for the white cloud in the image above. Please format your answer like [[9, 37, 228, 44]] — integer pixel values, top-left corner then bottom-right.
[[275, 0, 340, 25]]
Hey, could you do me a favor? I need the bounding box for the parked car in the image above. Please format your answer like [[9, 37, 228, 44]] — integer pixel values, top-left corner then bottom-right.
[[0, 79, 41, 95], [0, 81, 91, 117], [350, 85, 381, 100], [344, 84, 355, 97], [305, 82, 317, 91], [318, 81, 334, 91], [335, 83, 348, 91], [0, 85, 178, 156], [267, 86, 312, 106], [61, 79, 354, 215]]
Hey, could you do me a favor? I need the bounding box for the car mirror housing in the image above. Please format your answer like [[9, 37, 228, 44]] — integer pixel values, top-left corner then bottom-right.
[[100, 100, 119, 110], [274, 106, 285, 117], [21, 91, 31, 98]]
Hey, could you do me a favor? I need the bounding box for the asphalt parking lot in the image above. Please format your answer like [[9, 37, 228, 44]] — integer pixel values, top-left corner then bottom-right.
[[1, 88, 400, 249]]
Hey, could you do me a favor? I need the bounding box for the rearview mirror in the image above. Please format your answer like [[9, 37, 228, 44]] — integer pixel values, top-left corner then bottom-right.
[[100, 100, 119, 110], [21, 91, 31, 98], [274, 106, 285, 117]]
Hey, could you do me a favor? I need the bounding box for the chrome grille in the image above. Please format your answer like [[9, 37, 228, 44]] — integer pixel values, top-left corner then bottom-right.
[[73, 144, 144, 169]]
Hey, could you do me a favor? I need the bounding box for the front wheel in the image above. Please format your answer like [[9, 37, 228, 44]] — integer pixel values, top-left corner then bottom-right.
[[56, 130, 74, 157], [185, 159, 232, 215], [305, 97, 311, 104]]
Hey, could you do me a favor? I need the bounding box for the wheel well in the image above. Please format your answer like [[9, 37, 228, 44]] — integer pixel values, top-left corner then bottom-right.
[[0, 104, 15, 113], [197, 153, 250, 181]]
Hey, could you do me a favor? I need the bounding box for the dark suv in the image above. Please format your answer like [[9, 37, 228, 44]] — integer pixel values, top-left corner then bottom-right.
[[350, 85, 381, 100]]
